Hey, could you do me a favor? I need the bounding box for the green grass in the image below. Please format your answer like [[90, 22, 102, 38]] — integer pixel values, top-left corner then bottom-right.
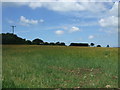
[[2, 45, 118, 88]]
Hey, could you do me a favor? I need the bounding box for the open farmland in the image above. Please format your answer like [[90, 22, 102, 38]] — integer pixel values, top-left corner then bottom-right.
[[2, 45, 118, 88]]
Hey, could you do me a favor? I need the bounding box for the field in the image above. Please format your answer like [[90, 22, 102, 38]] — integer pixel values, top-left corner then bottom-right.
[[2, 45, 118, 88]]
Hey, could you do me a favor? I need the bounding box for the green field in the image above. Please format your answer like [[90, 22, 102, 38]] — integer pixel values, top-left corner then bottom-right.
[[2, 45, 118, 88]]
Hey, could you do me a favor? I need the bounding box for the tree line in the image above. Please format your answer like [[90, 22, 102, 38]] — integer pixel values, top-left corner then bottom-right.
[[0, 33, 66, 46], [0, 33, 110, 47]]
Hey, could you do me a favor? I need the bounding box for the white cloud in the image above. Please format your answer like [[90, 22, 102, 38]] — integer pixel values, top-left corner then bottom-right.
[[28, 2, 43, 9], [99, 16, 118, 27], [20, 16, 38, 24], [88, 35, 94, 39], [19, 16, 44, 26], [99, 1, 118, 27], [3, 1, 119, 32], [27, 2, 111, 13], [69, 26, 80, 32], [3, 1, 114, 13], [2, 0, 56, 2], [98, 1, 118, 34], [2, 0, 118, 2], [27, 2, 86, 12], [55, 30, 64, 35], [109, 2, 118, 16], [39, 19, 44, 23]]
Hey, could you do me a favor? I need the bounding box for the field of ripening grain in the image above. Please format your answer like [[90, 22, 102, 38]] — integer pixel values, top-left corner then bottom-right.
[[2, 45, 118, 88]]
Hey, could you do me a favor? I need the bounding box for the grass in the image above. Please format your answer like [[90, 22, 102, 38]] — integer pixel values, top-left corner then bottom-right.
[[2, 45, 118, 88]]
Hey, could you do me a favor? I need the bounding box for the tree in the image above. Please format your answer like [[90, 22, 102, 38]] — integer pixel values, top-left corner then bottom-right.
[[50, 42, 55, 45], [2, 33, 27, 44], [26, 40, 32, 45], [96, 45, 101, 47], [56, 42, 61, 45], [69, 43, 89, 47], [56, 42, 66, 46], [32, 38, 44, 45], [90, 43, 95, 47], [44, 42, 49, 45], [107, 45, 109, 47], [60, 42, 66, 46]]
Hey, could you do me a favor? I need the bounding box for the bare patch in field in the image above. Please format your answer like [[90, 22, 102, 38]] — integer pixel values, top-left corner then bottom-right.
[[48, 66, 102, 76]]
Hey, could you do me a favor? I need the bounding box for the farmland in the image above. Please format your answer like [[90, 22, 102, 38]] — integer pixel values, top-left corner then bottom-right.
[[2, 45, 118, 88]]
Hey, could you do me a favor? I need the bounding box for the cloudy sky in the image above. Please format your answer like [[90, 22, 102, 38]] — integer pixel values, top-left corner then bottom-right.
[[2, 0, 119, 47]]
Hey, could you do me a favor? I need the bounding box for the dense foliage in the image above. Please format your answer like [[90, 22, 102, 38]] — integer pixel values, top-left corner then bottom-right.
[[1, 33, 27, 44], [1, 33, 66, 46]]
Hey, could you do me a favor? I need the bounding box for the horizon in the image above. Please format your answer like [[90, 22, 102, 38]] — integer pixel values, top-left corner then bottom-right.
[[1, 1, 119, 47], [0, 33, 119, 48]]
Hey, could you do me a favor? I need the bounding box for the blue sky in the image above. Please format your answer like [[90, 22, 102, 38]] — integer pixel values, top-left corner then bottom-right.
[[2, 1, 119, 47]]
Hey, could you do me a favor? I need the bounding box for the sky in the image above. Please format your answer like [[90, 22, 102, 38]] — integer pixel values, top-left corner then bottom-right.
[[1, 0, 119, 47]]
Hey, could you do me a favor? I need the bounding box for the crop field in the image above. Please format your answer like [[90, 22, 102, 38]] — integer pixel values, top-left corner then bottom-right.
[[2, 45, 118, 88]]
